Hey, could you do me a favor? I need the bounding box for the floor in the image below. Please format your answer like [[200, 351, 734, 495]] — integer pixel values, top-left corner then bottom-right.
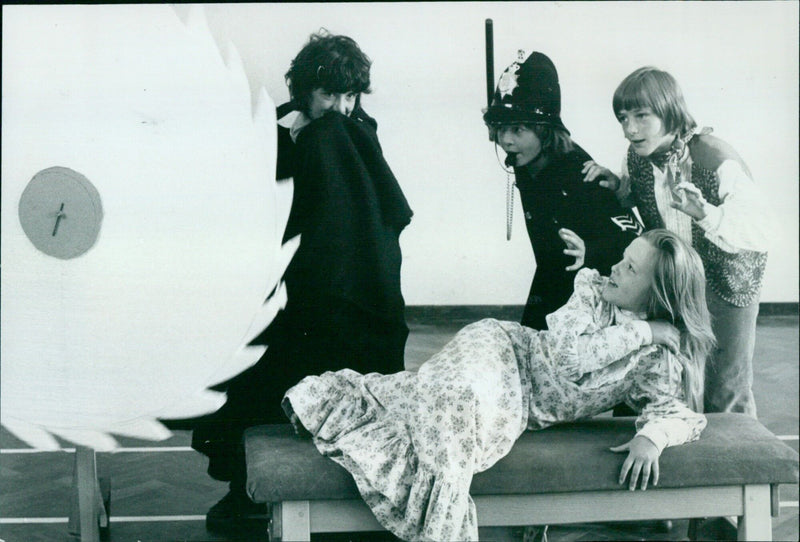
[[1, 313, 797, 542]]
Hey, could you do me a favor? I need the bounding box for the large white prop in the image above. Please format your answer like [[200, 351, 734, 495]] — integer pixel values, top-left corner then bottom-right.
[[1, 5, 296, 451]]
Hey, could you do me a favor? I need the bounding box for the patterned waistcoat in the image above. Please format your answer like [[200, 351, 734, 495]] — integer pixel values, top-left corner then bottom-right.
[[627, 144, 767, 307]]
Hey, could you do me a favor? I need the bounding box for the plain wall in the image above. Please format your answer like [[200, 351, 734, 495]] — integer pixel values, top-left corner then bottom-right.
[[152, 3, 800, 304]]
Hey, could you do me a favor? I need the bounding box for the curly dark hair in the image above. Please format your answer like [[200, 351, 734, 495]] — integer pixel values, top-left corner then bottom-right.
[[285, 30, 372, 115]]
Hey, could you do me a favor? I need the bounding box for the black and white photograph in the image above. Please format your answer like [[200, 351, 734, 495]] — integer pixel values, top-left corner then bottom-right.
[[2, 2, 797, 541]]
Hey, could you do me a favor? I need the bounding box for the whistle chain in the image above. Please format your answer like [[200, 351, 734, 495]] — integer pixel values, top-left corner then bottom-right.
[[506, 173, 515, 241]]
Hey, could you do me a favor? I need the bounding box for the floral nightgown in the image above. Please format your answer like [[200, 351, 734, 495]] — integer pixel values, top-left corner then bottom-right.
[[282, 268, 707, 541]]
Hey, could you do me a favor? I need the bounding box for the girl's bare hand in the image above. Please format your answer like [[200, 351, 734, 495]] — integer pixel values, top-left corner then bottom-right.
[[611, 435, 661, 491], [647, 320, 680, 354]]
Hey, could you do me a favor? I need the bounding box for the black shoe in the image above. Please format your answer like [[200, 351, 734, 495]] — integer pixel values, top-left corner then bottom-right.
[[695, 516, 737, 541], [206, 489, 269, 533], [655, 519, 674, 533], [523, 525, 548, 542], [600, 519, 674, 536]]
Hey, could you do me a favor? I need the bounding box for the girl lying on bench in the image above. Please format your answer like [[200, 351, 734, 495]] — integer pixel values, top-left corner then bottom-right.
[[282, 228, 715, 541]]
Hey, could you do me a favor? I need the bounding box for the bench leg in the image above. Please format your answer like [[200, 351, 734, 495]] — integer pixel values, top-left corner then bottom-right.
[[738, 485, 772, 541], [271, 501, 311, 541], [68, 446, 110, 542]]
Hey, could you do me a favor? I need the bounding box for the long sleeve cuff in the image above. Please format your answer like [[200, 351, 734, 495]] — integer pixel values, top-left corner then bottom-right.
[[694, 204, 741, 253], [637, 415, 701, 454], [695, 204, 723, 234], [629, 321, 653, 345], [635, 425, 670, 454]]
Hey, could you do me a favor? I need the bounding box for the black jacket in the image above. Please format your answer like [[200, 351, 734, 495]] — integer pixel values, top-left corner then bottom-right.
[[515, 143, 640, 329]]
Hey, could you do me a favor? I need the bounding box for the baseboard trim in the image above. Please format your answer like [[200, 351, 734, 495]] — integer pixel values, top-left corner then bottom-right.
[[758, 302, 799, 316], [405, 305, 524, 326], [406, 302, 798, 325]]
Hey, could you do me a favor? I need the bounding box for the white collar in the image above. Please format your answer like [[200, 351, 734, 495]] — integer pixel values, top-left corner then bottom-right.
[[289, 112, 313, 142]]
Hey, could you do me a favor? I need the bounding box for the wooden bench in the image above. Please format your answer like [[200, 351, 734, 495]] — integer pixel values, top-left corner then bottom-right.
[[245, 413, 798, 541]]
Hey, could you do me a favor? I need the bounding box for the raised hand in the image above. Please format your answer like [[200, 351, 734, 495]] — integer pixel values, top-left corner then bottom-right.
[[670, 181, 707, 220], [559, 228, 585, 271]]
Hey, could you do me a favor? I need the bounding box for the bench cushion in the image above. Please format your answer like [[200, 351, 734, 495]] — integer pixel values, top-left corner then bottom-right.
[[245, 413, 799, 503]]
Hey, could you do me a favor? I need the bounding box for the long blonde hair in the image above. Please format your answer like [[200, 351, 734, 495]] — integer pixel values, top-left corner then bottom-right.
[[641, 229, 715, 412]]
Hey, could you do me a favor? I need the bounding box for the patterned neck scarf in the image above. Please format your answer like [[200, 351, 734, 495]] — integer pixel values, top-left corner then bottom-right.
[[648, 127, 713, 187], [652, 127, 715, 166]]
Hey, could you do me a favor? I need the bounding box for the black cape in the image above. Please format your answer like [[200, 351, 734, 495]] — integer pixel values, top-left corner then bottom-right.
[[166, 109, 413, 482], [283, 109, 413, 321]]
